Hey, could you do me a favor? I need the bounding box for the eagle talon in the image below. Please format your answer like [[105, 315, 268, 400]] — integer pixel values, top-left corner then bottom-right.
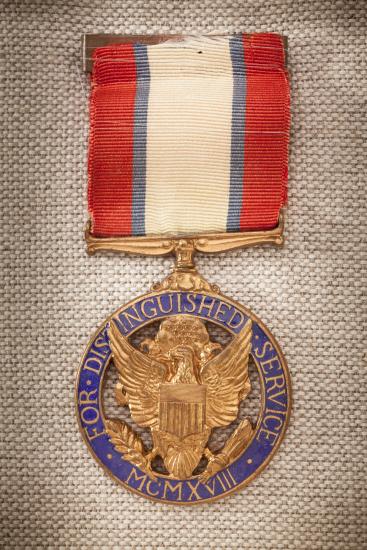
[[204, 448, 214, 461], [142, 447, 160, 481], [199, 451, 230, 484], [144, 463, 158, 482]]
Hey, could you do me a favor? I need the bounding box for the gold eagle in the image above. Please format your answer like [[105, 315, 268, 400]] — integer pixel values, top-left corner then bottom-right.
[[108, 315, 253, 480]]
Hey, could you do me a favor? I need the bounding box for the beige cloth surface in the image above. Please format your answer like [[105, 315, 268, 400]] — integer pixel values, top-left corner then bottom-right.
[[1, 1, 366, 549]]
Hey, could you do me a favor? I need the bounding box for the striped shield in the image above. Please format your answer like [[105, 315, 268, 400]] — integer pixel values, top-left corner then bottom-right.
[[159, 384, 206, 439]]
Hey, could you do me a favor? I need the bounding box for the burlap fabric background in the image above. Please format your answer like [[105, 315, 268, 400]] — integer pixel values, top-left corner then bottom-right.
[[1, 1, 366, 548]]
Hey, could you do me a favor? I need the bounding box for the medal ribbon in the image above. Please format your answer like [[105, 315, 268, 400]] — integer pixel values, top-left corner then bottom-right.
[[88, 33, 290, 237]]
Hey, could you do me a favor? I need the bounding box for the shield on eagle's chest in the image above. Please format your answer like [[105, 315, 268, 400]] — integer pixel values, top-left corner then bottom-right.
[[159, 384, 206, 439]]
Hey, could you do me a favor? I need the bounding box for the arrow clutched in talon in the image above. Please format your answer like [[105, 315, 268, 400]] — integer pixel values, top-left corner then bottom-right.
[[199, 449, 229, 484]]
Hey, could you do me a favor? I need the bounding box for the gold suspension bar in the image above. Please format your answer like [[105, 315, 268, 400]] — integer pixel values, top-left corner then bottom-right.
[[85, 211, 284, 258]]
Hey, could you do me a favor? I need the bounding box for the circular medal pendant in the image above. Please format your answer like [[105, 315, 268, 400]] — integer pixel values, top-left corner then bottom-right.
[[76, 265, 291, 505]]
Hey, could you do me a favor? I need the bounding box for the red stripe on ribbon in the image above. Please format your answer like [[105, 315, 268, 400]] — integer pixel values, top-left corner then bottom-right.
[[88, 45, 137, 236], [240, 34, 290, 230]]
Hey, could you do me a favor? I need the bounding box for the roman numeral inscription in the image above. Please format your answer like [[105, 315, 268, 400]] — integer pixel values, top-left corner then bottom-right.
[[125, 467, 237, 501]]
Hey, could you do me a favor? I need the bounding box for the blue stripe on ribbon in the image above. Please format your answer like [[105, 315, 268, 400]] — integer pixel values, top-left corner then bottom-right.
[[132, 44, 150, 236], [227, 36, 246, 232]]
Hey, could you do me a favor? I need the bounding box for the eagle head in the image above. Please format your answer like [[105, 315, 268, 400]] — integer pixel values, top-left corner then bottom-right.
[[169, 345, 199, 384]]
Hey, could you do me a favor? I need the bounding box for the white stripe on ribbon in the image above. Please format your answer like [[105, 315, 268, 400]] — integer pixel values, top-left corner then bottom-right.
[[144, 38, 234, 235]]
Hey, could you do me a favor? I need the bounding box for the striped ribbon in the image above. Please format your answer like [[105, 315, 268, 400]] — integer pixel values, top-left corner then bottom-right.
[[88, 33, 290, 237]]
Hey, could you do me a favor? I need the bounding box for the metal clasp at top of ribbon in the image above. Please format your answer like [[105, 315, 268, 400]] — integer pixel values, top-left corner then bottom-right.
[[83, 33, 288, 73]]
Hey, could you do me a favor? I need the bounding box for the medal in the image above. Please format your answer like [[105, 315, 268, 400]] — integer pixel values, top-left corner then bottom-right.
[[76, 33, 291, 504]]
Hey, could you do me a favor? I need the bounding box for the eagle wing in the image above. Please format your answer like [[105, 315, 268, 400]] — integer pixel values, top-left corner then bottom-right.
[[109, 321, 166, 428], [201, 319, 252, 428]]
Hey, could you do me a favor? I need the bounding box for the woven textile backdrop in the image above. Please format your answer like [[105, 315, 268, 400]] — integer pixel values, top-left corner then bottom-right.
[[1, 1, 366, 549]]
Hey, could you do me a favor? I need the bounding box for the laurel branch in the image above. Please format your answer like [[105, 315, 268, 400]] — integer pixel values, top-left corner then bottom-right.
[[105, 419, 157, 480]]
